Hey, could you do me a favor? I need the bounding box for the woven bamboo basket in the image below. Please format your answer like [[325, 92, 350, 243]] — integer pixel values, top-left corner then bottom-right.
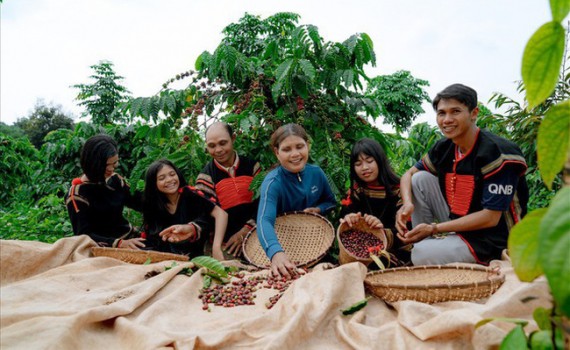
[[91, 247, 189, 264], [242, 211, 335, 268], [364, 265, 505, 303], [337, 218, 392, 266]]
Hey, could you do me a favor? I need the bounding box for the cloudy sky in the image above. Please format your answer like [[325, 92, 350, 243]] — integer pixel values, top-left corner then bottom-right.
[[0, 0, 554, 128]]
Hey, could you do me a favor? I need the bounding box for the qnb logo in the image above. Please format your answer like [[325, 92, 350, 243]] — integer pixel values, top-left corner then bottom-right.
[[311, 185, 318, 194], [488, 184, 513, 195]]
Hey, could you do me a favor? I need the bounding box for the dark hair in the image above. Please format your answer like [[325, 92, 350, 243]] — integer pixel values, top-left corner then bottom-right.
[[205, 122, 233, 140], [143, 159, 187, 229], [350, 138, 400, 196], [432, 83, 478, 112], [270, 123, 309, 149], [80, 134, 118, 183]]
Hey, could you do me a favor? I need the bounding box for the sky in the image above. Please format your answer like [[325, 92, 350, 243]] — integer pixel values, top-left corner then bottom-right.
[[0, 0, 556, 129]]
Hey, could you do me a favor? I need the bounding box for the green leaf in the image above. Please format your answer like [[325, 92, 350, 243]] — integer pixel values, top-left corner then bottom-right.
[[143, 257, 151, 265], [549, 0, 570, 22], [292, 78, 309, 99], [272, 59, 294, 102], [538, 187, 570, 317], [529, 330, 556, 350], [537, 101, 570, 189], [341, 297, 370, 315], [499, 325, 528, 350], [521, 21, 565, 109], [508, 208, 546, 281], [191, 256, 228, 278], [203, 275, 212, 289], [164, 95, 176, 115], [298, 59, 316, 81], [475, 317, 529, 329], [533, 307, 552, 330], [195, 52, 205, 71], [178, 267, 193, 276], [164, 262, 178, 271]]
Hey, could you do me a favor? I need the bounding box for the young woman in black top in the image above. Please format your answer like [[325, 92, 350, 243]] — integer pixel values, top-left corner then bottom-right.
[[65, 134, 144, 249], [340, 138, 410, 265], [142, 159, 228, 260]]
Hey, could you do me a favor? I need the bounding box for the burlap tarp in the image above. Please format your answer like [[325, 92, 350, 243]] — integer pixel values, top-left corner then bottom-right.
[[0, 236, 551, 349]]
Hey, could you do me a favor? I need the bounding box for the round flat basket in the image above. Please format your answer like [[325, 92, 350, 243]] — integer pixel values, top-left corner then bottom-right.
[[91, 247, 189, 264], [242, 211, 335, 268], [337, 218, 392, 266], [364, 265, 505, 303]]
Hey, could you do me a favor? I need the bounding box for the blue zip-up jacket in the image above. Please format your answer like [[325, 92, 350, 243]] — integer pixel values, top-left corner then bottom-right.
[[257, 164, 337, 260]]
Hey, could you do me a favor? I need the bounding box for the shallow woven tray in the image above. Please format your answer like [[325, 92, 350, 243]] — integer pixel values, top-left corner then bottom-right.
[[242, 211, 335, 268], [337, 218, 392, 266], [91, 247, 189, 264], [364, 265, 505, 303]]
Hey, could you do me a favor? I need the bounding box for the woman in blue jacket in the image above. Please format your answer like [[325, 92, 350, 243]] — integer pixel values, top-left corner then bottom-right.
[[257, 124, 337, 278]]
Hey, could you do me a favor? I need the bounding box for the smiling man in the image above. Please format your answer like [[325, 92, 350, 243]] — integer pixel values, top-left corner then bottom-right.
[[395, 84, 528, 265], [195, 122, 261, 258]]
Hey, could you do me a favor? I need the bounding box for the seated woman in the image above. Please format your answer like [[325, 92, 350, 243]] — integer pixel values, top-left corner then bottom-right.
[[340, 138, 411, 265], [65, 134, 144, 249], [142, 159, 227, 260], [257, 124, 337, 278]]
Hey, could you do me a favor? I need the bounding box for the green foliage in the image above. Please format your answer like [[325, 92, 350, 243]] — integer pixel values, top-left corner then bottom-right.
[[72, 61, 131, 125], [14, 100, 75, 149], [522, 21, 566, 109], [0, 194, 73, 242], [0, 134, 39, 208], [538, 187, 570, 316], [500, 325, 528, 350], [507, 208, 546, 281], [489, 51, 569, 210], [341, 297, 370, 315], [497, 2, 570, 348], [388, 123, 442, 175], [366, 70, 431, 132], [549, 0, 570, 21], [191, 256, 228, 278], [537, 100, 570, 189], [0, 122, 26, 139]]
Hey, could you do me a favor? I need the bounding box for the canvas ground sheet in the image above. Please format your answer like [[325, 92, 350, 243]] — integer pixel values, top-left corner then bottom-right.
[[0, 236, 551, 349]]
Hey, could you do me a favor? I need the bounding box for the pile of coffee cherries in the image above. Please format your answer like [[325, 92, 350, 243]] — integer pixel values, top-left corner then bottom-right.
[[199, 270, 304, 310], [340, 229, 385, 259]]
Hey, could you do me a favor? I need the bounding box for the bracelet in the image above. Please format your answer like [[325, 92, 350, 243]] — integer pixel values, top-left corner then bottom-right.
[[430, 223, 439, 236], [187, 222, 198, 242]]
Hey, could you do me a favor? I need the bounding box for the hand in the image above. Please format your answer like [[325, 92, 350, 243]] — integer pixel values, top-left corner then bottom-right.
[[396, 203, 414, 235], [119, 238, 145, 250], [270, 251, 297, 279], [340, 212, 363, 228], [362, 214, 383, 229], [303, 207, 321, 214], [397, 223, 434, 244], [212, 246, 225, 262], [223, 227, 248, 257], [158, 224, 196, 243]]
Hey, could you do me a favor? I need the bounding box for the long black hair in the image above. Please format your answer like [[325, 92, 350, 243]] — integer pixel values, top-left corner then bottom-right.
[[349, 138, 400, 196], [80, 134, 118, 183], [142, 159, 187, 231]]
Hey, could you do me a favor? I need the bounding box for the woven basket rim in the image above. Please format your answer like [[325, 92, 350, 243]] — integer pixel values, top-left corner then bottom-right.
[[242, 211, 335, 268], [364, 265, 504, 290], [91, 246, 189, 262], [336, 219, 388, 263]]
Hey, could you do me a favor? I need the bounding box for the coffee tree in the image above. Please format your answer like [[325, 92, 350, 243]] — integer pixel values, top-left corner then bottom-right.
[[121, 12, 430, 199]]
